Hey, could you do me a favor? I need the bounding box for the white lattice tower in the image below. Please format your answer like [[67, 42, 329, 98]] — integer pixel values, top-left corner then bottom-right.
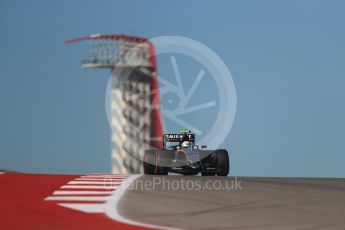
[[66, 34, 163, 174]]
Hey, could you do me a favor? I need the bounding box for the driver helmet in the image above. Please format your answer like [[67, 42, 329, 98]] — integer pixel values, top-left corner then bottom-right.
[[181, 141, 189, 148]]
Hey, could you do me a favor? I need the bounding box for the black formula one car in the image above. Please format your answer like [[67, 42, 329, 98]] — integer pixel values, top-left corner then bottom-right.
[[143, 130, 229, 176]]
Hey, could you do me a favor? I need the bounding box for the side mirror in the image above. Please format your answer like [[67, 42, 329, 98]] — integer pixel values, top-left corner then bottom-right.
[[201, 145, 207, 149]]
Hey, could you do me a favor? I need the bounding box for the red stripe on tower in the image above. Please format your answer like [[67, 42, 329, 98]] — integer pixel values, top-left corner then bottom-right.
[[147, 41, 163, 149]]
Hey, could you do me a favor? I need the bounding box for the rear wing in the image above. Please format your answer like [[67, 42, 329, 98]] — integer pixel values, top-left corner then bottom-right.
[[163, 134, 195, 149], [163, 134, 195, 143]]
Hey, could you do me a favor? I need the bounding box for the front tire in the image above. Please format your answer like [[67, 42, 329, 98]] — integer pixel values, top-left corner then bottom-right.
[[143, 150, 168, 175], [156, 152, 169, 175], [143, 150, 155, 175], [201, 154, 216, 176], [215, 149, 229, 176]]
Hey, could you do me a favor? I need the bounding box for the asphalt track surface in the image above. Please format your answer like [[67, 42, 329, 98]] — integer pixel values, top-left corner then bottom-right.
[[120, 176, 345, 230]]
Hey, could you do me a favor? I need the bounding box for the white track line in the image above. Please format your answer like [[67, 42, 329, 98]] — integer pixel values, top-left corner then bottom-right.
[[79, 177, 129, 180], [81, 175, 130, 178], [61, 185, 118, 189], [68, 181, 122, 185], [87, 174, 130, 176], [58, 203, 104, 213], [46, 174, 180, 229], [104, 175, 181, 230], [53, 191, 114, 195], [45, 196, 110, 201], [80, 175, 130, 178], [74, 178, 127, 181]]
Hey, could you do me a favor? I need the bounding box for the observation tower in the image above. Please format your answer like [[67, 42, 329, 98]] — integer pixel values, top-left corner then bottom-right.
[[66, 34, 163, 173]]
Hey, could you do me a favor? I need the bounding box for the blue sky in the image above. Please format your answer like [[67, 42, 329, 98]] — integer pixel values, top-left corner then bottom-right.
[[0, 0, 345, 177]]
